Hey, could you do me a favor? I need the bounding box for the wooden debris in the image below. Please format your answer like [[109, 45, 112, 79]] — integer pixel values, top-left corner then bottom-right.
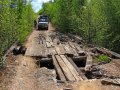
[[85, 52, 93, 71], [96, 47, 120, 59], [101, 79, 120, 86]]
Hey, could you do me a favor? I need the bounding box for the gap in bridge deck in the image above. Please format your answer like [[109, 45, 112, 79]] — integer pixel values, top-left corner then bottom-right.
[[73, 59, 86, 67], [40, 60, 54, 69], [35, 57, 61, 80]]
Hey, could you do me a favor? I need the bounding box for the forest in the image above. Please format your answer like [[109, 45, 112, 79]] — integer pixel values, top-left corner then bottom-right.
[[0, 0, 36, 67], [39, 0, 120, 54]]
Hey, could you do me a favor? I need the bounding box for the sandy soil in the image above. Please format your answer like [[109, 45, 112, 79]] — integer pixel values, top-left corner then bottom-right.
[[73, 79, 120, 90], [8, 55, 38, 90]]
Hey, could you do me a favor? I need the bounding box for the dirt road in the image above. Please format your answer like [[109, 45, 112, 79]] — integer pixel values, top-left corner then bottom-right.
[[6, 23, 61, 90], [8, 56, 38, 90], [0, 23, 120, 90]]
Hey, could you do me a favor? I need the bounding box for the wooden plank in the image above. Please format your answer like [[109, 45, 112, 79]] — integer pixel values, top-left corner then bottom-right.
[[52, 55, 66, 81], [63, 44, 71, 54], [55, 55, 75, 81], [46, 42, 51, 48], [46, 36, 51, 42], [60, 55, 80, 81], [73, 43, 86, 56], [42, 39, 47, 47], [49, 47, 57, 55], [50, 41, 53, 47], [67, 56, 87, 80], [63, 43, 77, 56], [85, 52, 93, 71], [55, 45, 61, 55], [55, 44, 65, 55], [68, 41, 76, 49], [59, 44, 66, 54], [49, 36, 53, 42]]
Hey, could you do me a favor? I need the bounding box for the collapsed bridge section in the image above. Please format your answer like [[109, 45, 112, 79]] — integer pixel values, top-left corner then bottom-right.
[[25, 31, 91, 82]]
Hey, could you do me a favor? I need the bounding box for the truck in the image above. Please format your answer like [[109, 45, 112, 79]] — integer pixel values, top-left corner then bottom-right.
[[37, 15, 49, 30]]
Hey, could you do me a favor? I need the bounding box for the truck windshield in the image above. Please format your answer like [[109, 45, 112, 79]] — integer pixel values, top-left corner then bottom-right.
[[39, 18, 48, 22], [39, 16, 48, 22]]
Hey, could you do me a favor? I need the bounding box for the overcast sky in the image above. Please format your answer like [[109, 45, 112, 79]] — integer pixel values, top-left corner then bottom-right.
[[31, 0, 50, 12]]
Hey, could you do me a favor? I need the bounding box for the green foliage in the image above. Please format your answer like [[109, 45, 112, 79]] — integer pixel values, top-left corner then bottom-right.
[[0, 0, 36, 67], [97, 55, 110, 63], [38, 0, 120, 54]]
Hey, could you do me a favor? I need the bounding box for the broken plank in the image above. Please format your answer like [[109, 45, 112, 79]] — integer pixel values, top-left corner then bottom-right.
[[67, 56, 87, 80], [60, 55, 80, 81], [55, 55, 75, 81], [52, 55, 66, 81], [85, 52, 93, 71]]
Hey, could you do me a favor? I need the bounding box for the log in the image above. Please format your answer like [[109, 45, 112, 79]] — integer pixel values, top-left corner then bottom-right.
[[55, 55, 75, 81], [101, 79, 120, 86], [72, 56, 87, 61], [97, 47, 120, 59], [66, 56, 87, 80], [40, 58, 52, 63], [60, 55, 80, 81], [52, 55, 66, 81]]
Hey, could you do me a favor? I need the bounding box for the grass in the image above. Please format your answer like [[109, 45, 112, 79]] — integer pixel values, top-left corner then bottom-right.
[[96, 55, 111, 63]]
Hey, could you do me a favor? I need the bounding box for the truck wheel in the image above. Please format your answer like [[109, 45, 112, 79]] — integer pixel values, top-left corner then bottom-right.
[[38, 27, 40, 30], [46, 27, 48, 30]]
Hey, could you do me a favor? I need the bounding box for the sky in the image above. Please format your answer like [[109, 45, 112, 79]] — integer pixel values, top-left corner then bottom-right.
[[31, 0, 50, 13]]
